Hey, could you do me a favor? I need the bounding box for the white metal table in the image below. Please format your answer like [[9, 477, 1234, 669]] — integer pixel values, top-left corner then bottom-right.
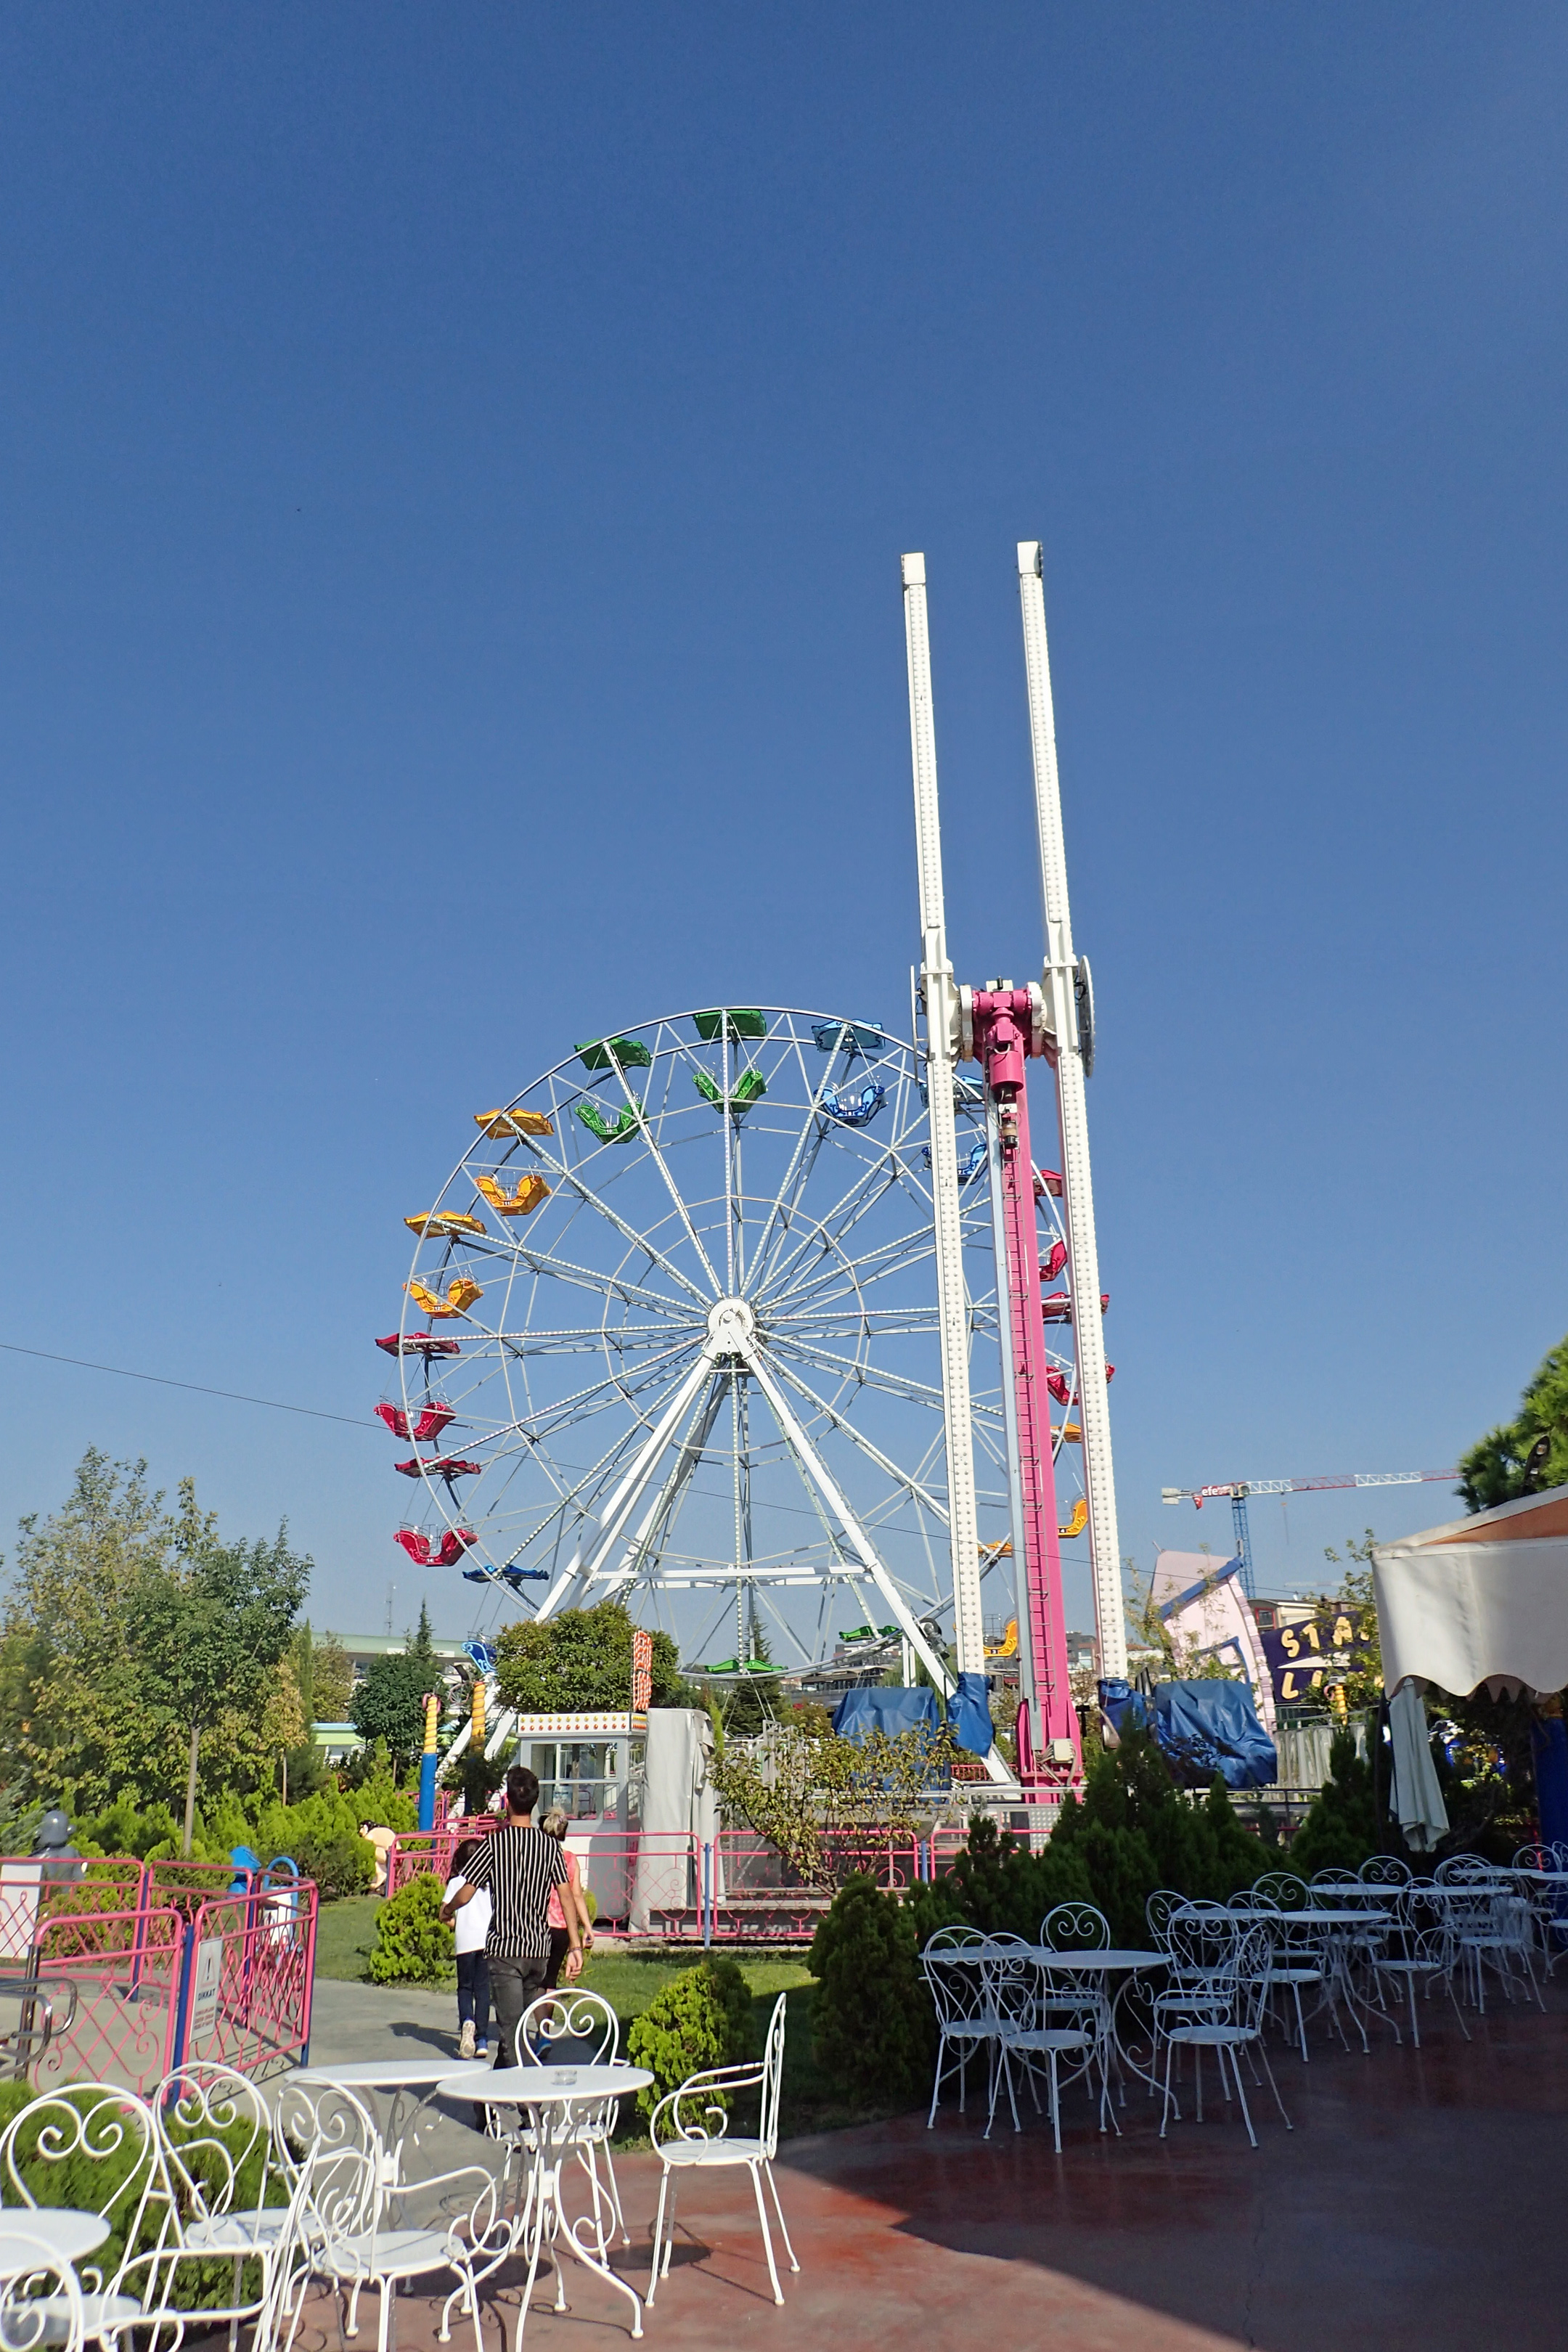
[[1230, 1907, 1395, 2046], [0, 2212, 108, 2278], [1010, 1948, 1170, 2102], [440, 2064, 650, 2345], [290, 2057, 499, 2191]]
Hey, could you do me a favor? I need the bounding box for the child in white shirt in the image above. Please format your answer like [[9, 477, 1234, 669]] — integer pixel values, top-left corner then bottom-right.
[[444, 1836, 494, 2059]]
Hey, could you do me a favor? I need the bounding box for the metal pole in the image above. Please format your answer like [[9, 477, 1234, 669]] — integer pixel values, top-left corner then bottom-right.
[[1016, 541, 1127, 1680], [986, 1107, 1037, 1724], [901, 552, 986, 1679]]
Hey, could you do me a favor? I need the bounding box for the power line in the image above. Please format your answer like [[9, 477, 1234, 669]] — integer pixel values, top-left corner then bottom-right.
[[0, 1340, 375, 1432]]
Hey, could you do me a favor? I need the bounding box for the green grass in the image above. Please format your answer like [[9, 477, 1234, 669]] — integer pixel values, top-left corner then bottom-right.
[[313, 1893, 384, 1980]]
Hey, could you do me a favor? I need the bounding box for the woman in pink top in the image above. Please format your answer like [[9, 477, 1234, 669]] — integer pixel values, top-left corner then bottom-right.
[[540, 1808, 591, 1988]]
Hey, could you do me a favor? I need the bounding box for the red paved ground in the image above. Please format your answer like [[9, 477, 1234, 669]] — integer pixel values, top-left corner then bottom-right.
[[293, 1993, 1567, 2352]]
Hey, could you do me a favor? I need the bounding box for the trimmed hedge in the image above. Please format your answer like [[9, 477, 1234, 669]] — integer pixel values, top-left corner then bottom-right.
[[368, 1873, 454, 1984], [626, 1957, 754, 2115]]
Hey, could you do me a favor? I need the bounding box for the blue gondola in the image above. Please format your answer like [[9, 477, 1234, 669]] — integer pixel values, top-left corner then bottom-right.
[[812, 1019, 888, 1057], [821, 1080, 886, 1127], [922, 1135, 988, 1183]]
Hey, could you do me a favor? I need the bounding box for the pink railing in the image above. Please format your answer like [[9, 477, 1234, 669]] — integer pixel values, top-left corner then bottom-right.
[[388, 1821, 979, 1943], [14, 1861, 319, 2095]]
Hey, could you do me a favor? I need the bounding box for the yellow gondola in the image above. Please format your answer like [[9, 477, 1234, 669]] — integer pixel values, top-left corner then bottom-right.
[[406, 1276, 483, 1319], [1058, 1498, 1089, 1539], [405, 1212, 486, 1238], [475, 1108, 555, 1138], [475, 1173, 551, 1217]]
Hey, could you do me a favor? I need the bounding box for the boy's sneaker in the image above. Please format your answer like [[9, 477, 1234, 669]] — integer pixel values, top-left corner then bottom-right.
[[459, 2020, 476, 2059]]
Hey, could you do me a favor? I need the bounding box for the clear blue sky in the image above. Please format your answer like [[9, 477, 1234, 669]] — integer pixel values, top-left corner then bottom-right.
[[2, 4, 1564, 1637]]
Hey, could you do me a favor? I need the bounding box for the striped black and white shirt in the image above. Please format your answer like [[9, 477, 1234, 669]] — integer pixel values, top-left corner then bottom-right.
[[461, 1824, 568, 1961]]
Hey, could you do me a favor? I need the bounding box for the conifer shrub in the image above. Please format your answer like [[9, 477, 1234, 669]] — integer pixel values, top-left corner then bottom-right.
[[626, 1957, 754, 2115], [367, 1872, 454, 1984], [809, 1874, 931, 2109]]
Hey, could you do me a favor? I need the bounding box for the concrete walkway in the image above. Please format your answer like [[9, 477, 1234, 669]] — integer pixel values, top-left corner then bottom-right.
[[279, 1983, 1567, 2350], [306, 1977, 470, 2068]]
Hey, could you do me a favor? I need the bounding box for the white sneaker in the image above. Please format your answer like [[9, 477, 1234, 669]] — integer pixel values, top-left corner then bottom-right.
[[459, 2020, 476, 2059]]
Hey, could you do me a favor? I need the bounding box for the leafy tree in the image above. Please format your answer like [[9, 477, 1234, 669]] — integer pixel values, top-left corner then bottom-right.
[[3, 1452, 172, 1813], [1458, 1334, 1568, 1509], [407, 1600, 441, 1689], [495, 1601, 689, 1713], [349, 1651, 429, 1770], [129, 1485, 310, 1855], [310, 1633, 354, 1724], [710, 1715, 961, 1890]]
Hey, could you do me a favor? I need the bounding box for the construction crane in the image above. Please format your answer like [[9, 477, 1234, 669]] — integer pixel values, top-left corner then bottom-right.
[[1160, 1470, 1458, 1601]]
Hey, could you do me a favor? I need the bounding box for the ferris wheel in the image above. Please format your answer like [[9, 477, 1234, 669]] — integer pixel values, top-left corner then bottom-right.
[[378, 1006, 1091, 1680]]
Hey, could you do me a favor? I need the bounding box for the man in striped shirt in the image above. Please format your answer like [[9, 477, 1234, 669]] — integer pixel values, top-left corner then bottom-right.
[[445, 1764, 583, 2067]]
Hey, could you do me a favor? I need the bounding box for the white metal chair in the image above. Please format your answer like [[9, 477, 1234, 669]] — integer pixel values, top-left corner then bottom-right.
[[1159, 1930, 1293, 2150], [1368, 1911, 1469, 2047], [1251, 1871, 1309, 1909], [1445, 1887, 1545, 2014], [0, 2082, 306, 2352], [1434, 1853, 1505, 1886], [1510, 1845, 1568, 1973], [984, 1944, 1106, 2151], [1255, 1909, 1338, 2062], [1359, 1856, 1413, 1890], [284, 2136, 492, 2352], [152, 2063, 293, 2351], [921, 1930, 1003, 2126], [648, 1991, 796, 2310]]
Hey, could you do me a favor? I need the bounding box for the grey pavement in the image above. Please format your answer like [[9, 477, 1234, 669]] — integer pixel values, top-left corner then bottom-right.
[[304, 1976, 472, 2067]]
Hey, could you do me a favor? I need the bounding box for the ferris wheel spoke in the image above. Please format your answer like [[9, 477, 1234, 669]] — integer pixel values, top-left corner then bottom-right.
[[478, 1238, 693, 1323], [766, 1305, 945, 1337], [759, 1347, 953, 1524], [520, 1138, 715, 1312], [536, 1347, 723, 1620], [593, 1373, 729, 1601], [740, 1083, 836, 1295], [475, 1340, 705, 1468], [764, 1228, 941, 1323], [483, 1323, 693, 1357], [738, 1344, 955, 1694], [767, 1329, 997, 1417], [611, 1050, 725, 1297], [751, 1149, 907, 1307]]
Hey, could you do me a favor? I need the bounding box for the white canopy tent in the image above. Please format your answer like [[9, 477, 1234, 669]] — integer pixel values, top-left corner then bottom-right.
[[1372, 1483, 1568, 1702]]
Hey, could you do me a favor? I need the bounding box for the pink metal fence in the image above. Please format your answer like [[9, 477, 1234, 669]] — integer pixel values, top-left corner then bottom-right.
[[388, 1821, 997, 1943], [15, 1863, 319, 2096]]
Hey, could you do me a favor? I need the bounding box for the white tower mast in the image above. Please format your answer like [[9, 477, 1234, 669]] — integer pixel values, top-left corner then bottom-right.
[[1016, 541, 1127, 1681], [901, 553, 987, 1682]]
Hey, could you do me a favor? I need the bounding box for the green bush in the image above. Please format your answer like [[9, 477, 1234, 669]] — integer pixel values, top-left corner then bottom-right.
[[626, 1957, 754, 2115], [367, 1873, 454, 1984], [809, 1874, 930, 2110], [905, 1813, 1093, 1944], [293, 1832, 374, 1900]]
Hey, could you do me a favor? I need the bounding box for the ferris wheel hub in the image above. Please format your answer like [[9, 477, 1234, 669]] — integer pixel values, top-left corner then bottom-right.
[[706, 1295, 757, 1359]]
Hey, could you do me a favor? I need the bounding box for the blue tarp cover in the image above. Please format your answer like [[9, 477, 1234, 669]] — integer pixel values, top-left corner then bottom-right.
[[831, 1687, 940, 1742], [1098, 1678, 1148, 1739], [949, 1671, 995, 1757], [1153, 1678, 1278, 1791]]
